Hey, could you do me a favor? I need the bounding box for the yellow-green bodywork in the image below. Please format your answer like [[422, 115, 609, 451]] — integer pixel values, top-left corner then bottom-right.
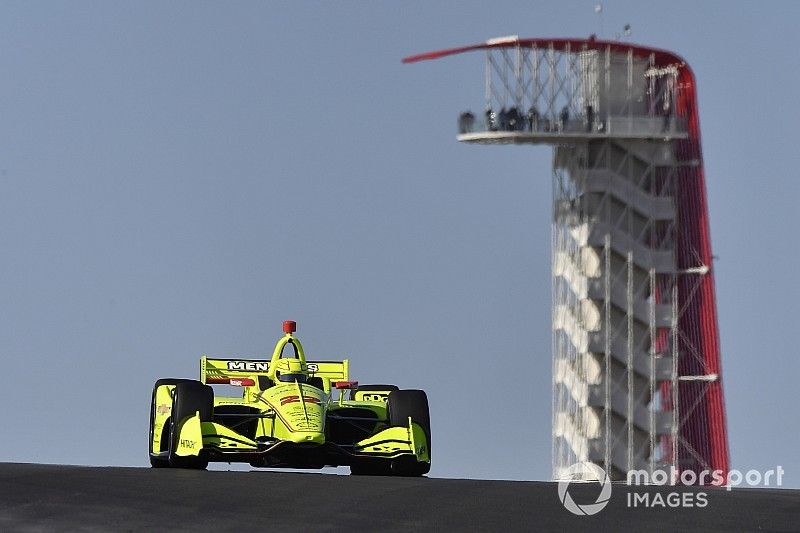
[[150, 332, 430, 470]]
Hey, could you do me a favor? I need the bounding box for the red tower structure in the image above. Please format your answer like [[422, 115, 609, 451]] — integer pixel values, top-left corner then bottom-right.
[[405, 37, 729, 481]]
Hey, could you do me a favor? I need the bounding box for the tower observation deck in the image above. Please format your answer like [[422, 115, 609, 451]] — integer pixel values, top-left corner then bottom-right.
[[404, 37, 729, 481]]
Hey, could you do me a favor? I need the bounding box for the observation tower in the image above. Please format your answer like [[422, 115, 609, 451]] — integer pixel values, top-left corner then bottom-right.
[[404, 37, 729, 481]]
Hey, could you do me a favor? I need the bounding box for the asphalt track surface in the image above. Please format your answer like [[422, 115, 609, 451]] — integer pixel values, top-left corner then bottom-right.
[[0, 463, 797, 532]]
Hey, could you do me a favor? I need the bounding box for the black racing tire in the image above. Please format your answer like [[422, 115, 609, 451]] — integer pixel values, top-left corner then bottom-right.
[[168, 380, 214, 469], [387, 389, 431, 476], [149, 378, 190, 468]]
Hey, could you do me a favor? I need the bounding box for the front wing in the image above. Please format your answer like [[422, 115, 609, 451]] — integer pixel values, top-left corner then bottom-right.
[[174, 412, 430, 466]]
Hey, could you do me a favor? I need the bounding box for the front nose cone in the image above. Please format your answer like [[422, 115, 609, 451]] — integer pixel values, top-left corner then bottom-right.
[[288, 431, 325, 445]]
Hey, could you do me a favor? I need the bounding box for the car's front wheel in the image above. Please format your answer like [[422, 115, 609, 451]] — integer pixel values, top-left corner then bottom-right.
[[149, 378, 190, 468], [387, 389, 431, 476], [168, 380, 213, 469]]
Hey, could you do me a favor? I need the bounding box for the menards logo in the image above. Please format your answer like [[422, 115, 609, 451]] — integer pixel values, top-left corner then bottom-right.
[[225, 361, 319, 372], [227, 361, 269, 372]]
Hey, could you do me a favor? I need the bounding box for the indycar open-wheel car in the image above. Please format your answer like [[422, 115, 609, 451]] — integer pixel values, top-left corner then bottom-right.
[[148, 321, 431, 476]]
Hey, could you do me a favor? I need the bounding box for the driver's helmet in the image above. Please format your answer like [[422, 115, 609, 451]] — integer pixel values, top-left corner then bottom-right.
[[272, 358, 308, 383]]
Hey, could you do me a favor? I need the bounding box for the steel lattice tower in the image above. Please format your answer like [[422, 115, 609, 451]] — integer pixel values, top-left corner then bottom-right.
[[405, 37, 729, 481]]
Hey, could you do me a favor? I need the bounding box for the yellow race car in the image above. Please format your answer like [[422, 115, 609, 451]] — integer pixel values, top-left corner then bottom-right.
[[148, 321, 430, 476]]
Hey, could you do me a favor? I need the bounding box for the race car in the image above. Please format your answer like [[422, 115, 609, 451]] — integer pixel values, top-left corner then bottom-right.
[[148, 320, 430, 476]]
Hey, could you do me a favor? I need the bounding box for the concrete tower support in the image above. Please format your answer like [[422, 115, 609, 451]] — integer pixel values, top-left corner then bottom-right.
[[404, 38, 729, 482]]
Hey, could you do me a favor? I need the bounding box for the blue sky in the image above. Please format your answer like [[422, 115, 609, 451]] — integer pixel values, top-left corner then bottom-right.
[[0, 1, 797, 486]]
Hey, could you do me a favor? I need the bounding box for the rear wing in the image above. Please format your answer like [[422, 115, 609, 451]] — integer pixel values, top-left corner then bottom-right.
[[201, 356, 349, 387]]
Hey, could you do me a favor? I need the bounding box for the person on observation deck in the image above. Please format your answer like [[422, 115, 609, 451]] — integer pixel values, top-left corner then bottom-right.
[[458, 111, 475, 134], [527, 106, 539, 131], [507, 106, 521, 131], [498, 107, 508, 131], [560, 105, 569, 132], [485, 107, 497, 131]]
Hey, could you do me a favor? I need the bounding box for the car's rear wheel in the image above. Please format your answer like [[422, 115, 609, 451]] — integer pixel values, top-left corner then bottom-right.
[[387, 389, 431, 476], [168, 380, 213, 469], [149, 378, 190, 468]]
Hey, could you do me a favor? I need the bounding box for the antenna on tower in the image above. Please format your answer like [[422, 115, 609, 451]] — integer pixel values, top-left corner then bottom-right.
[[594, 4, 604, 38]]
